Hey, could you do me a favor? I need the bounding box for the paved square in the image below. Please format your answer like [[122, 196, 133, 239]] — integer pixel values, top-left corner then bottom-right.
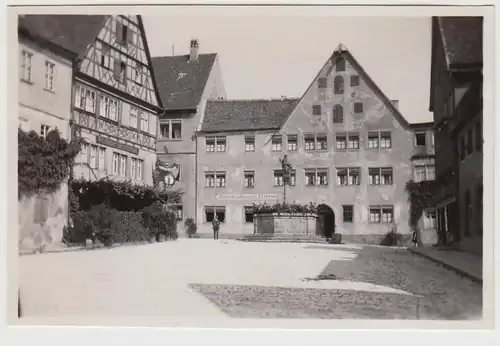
[[19, 239, 482, 321]]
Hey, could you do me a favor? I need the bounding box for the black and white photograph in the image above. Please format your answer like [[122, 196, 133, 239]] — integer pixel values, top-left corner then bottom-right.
[[4, 1, 495, 336]]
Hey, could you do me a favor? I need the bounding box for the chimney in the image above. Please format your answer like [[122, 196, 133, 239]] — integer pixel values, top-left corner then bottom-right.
[[189, 39, 199, 62], [391, 100, 399, 110]]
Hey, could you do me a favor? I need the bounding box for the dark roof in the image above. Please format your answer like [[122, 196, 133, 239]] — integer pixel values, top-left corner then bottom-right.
[[438, 17, 483, 68], [152, 54, 217, 110], [201, 99, 300, 133], [410, 122, 434, 129], [18, 15, 107, 58]]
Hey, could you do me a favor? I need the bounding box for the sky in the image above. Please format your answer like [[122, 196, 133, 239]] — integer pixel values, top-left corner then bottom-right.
[[143, 15, 433, 123]]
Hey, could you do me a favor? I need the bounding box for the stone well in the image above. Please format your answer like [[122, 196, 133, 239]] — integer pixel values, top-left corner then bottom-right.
[[253, 213, 318, 235]]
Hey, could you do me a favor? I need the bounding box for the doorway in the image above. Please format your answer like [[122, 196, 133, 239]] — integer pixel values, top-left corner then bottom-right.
[[317, 204, 335, 238]]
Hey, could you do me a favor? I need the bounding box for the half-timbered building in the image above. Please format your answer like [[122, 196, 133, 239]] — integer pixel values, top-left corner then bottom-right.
[[20, 15, 163, 185]]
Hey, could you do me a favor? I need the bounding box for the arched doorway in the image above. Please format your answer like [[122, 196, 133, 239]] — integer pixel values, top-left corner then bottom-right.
[[317, 204, 335, 238]]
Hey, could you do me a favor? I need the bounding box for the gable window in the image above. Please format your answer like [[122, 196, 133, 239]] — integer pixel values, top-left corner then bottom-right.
[[244, 171, 255, 188], [333, 104, 343, 123], [75, 85, 96, 113], [133, 61, 142, 85], [380, 132, 392, 148], [369, 206, 394, 223], [40, 125, 50, 139], [336, 57, 346, 72], [312, 105, 322, 116], [129, 107, 138, 128], [343, 205, 354, 223], [368, 131, 392, 149], [415, 132, 426, 147], [368, 132, 379, 148], [369, 167, 393, 185], [271, 135, 282, 152], [351, 75, 360, 87], [245, 135, 255, 152], [354, 102, 363, 114], [305, 168, 328, 186], [20, 50, 33, 83], [205, 206, 226, 223], [99, 96, 119, 122], [475, 120, 482, 151], [140, 111, 149, 132], [100, 43, 111, 69], [334, 76, 344, 94], [160, 119, 182, 139], [44, 61, 55, 91], [115, 21, 129, 45], [244, 206, 254, 223], [336, 167, 360, 186], [113, 60, 127, 84], [318, 77, 327, 88], [287, 135, 298, 151]]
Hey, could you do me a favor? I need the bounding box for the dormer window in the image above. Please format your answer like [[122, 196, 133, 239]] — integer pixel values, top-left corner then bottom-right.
[[334, 76, 344, 94]]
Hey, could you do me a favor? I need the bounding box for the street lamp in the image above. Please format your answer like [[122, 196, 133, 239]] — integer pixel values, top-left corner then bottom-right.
[[279, 154, 293, 204]]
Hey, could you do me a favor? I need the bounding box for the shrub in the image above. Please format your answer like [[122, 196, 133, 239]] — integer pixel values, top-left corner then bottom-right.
[[252, 201, 318, 215], [185, 218, 197, 238], [380, 229, 404, 247], [141, 202, 178, 241]]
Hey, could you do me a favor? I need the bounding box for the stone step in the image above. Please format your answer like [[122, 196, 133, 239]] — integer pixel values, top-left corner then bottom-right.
[[239, 234, 328, 244]]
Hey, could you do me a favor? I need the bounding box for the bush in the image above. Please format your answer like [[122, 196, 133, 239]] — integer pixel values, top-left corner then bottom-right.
[[141, 202, 178, 241], [184, 218, 197, 238], [380, 229, 404, 247], [252, 201, 318, 215]]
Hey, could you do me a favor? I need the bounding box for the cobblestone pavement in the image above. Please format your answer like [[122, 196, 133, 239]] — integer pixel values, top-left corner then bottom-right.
[[19, 240, 482, 321]]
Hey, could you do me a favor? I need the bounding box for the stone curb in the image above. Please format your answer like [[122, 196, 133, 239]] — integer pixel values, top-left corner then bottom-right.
[[18, 241, 166, 256], [407, 247, 482, 284]]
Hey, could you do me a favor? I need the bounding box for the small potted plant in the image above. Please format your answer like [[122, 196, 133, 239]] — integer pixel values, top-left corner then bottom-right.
[[185, 218, 197, 238]]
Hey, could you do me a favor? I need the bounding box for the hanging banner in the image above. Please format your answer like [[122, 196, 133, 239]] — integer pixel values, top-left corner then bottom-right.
[[156, 162, 180, 187]]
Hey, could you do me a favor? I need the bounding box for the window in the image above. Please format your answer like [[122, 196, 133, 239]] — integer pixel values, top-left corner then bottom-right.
[[313, 105, 322, 115], [216, 137, 226, 152], [423, 211, 437, 229], [287, 135, 298, 151], [244, 171, 255, 188], [44, 61, 55, 91], [336, 57, 346, 72], [75, 85, 96, 113], [336, 167, 360, 186], [431, 132, 435, 147], [40, 125, 50, 139], [80, 143, 89, 164], [89, 145, 97, 169], [98, 147, 106, 170], [99, 96, 119, 121], [316, 134, 327, 150], [475, 120, 482, 151], [206, 137, 215, 152], [368, 132, 379, 148], [466, 128, 473, 154], [354, 102, 363, 113], [333, 105, 343, 123], [318, 77, 327, 88], [273, 170, 284, 187], [351, 75, 360, 87], [414, 165, 435, 182], [119, 154, 127, 177], [380, 132, 392, 148], [113, 60, 127, 83], [245, 135, 255, 152], [347, 133, 360, 149], [369, 168, 393, 185], [370, 206, 393, 223], [160, 119, 182, 139], [244, 206, 254, 223], [129, 107, 138, 128], [133, 62, 142, 84], [204, 171, 225, 188], [334, 76, 344, 94], [305, 134, 315, 151], [415, 132, 426, 147], [336, 134, 347, 150], [271, 135, 282, 152], [205, 206, 226, 223], [136, 159, 143, 180], [20, 50, 33, 82], [130, 157, 143, 180], [305, 168, 328, 186], [139, 111, 148, 132], [115, 21, 129, 45], [100, 43, 111, 69], [112, 153, 119, 175], [205, 172, 215, 187], [343, 205, 354, 223]]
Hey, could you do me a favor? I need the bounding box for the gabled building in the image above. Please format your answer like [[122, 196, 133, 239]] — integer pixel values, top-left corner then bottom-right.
[[20, 15, 164, 185], [17, 16, 77, 251], [152, 39, 226, 224], [197, 45, 421, 243], [429, 17, 483, 253]]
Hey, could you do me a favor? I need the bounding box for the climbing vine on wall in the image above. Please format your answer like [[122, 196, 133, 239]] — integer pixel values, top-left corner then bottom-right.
[[405, 180, 437, 228], [18, 128, 82, 199], [252, 202, 318, 215]]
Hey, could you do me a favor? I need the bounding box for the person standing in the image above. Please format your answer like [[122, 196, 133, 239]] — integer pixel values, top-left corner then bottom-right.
[[212, 215, 220, 240]]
